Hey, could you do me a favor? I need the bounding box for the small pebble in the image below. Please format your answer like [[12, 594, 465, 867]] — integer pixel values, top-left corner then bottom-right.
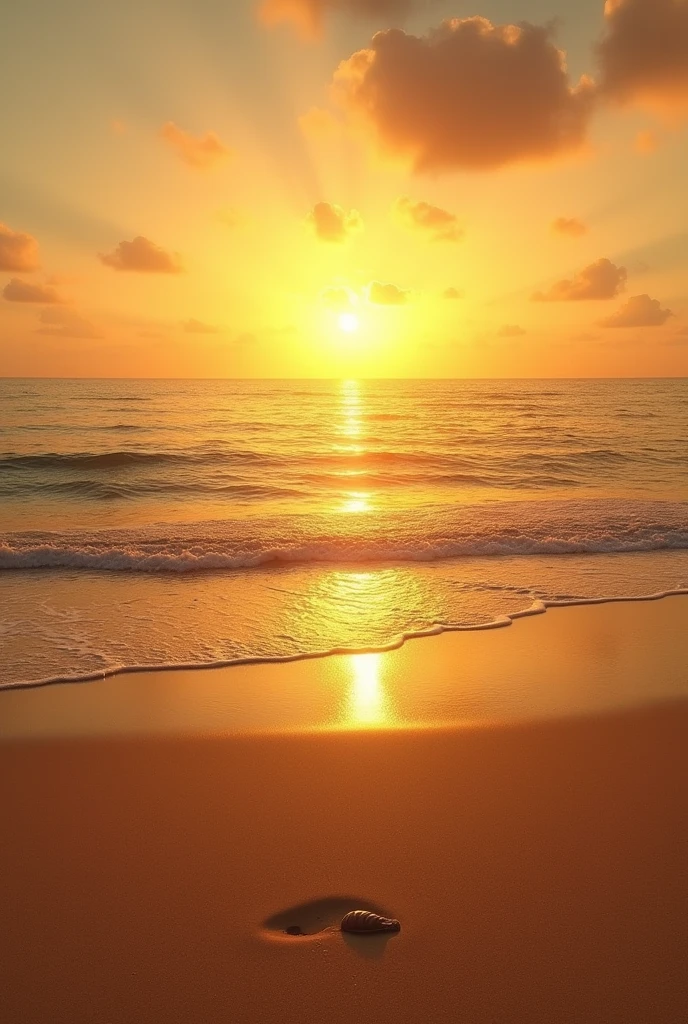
[[285, 925, 303, 936]]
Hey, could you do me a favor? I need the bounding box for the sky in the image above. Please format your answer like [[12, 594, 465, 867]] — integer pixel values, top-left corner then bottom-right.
[[1, 0, 687, 377]]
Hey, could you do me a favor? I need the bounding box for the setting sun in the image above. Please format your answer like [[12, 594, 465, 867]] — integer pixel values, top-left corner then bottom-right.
[[338, 312, 360, 334]]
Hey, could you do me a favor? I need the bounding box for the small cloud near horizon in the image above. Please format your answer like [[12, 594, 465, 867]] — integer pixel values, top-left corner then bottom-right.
[[394, 196, 463, 242], [368, 280, 408, 305], [306, 202, 363, 243], [600, 293, 674, 328], [533, 258, 627, 301], [0, 223, 40, 272], [3, 278, 65, 304], [36, 307, 101, 339], [160, 121, 231, 170], [552, 217, 588, 238], [99, 237, 184, 273], [182, 318, 219, 334]]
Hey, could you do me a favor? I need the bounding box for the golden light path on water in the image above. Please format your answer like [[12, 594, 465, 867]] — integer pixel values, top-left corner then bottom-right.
[[336, 379, 373, 514]]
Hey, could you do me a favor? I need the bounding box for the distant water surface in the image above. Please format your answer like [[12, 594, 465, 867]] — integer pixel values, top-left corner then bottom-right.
[[1, 378, 687, 688]]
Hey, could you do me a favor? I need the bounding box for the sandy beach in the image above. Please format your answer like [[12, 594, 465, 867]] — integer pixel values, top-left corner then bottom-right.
[[2, 597, 687, 1024]]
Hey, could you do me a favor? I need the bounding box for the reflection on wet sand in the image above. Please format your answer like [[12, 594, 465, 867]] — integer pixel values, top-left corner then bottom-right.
[[346, 653, 389, 727]]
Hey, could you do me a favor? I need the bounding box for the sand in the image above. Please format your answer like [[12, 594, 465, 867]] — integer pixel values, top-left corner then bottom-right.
[[1, 597, 688, 1024]]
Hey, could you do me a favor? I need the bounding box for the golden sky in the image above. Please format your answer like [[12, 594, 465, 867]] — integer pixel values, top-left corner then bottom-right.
[[1, 0, 687, 377]]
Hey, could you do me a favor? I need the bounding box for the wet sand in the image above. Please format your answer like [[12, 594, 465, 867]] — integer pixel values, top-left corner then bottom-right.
[[1, 598, 687, 1023]]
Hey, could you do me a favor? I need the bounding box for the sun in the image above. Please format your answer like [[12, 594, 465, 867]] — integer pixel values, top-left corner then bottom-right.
[[338, 312, 360, 334]]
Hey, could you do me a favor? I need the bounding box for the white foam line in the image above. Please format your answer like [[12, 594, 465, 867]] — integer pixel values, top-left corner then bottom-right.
[[1, 588, 687, 694]]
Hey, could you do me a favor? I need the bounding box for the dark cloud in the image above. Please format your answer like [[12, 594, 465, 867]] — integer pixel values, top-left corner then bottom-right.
[[533, 258, 627, 301], [0, 223, 40, 272], [395, 196, 462, 241], [598, 0, 688, 110], [99, 237, 184, 273], [333, 18, 595, 172], [160, 122, 231, 169], [368, 280, 408, 304], [552, 217, 588, 237], [36, 308, 101, 339], [601, 293, 674, 327], [443, 287, 464, 299], [306, 202, 363, 242], [498, 324, 527, 337], [3, 278, 64, 304]]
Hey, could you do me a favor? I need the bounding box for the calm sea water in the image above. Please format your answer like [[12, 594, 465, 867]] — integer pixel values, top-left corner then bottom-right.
[[1, 378, 687, 688]]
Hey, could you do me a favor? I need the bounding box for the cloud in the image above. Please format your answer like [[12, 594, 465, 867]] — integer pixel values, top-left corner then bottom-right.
[[36, 308, 101, 339], [552, 216, 588, 238], [368, 280, 408, 305], [306, 202, 363, 242], [182, 318, 219, 334], [598, 0, 688, 111], [259, 0, 414, 37], [533, 258, 627, 301], [600, 293, 674, 327], [3, 278, 65, 304], [321, 286, 357, 311], [0, 223, 40, 272], [333, 18, 596, 172], [443, 287, 464, 299], [160, 122, 231, 170], [498, 324, 527, 337], [394, 196, 462, 241], [99, 236, 184, 273]]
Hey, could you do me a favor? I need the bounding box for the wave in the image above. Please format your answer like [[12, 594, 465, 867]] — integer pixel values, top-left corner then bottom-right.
[[0, 449, 265, 470], [2, 524, 688, 572], [0, 479, 305, 501]]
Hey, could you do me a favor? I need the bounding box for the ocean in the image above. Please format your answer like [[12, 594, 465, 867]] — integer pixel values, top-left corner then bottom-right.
[[1, 377, 687, 689]]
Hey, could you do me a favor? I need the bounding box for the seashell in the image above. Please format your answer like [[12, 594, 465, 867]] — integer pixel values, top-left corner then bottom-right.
[[340, 910, 401, 935]]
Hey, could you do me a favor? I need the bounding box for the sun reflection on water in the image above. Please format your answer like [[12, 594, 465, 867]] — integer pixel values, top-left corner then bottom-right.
[[341, 491, 371, 513]]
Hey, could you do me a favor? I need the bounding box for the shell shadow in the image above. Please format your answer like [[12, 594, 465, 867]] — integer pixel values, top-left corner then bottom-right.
[[342, 930, 397, 960], [261, 896, 398, 953]]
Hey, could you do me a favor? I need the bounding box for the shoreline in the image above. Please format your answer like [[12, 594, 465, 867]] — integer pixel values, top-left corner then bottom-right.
[[2, 585, 687, 694], [2, 592, 688, 740]]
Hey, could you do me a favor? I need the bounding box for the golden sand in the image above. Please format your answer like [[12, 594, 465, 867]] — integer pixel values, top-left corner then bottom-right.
[[1, 598, 687, 1023]]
